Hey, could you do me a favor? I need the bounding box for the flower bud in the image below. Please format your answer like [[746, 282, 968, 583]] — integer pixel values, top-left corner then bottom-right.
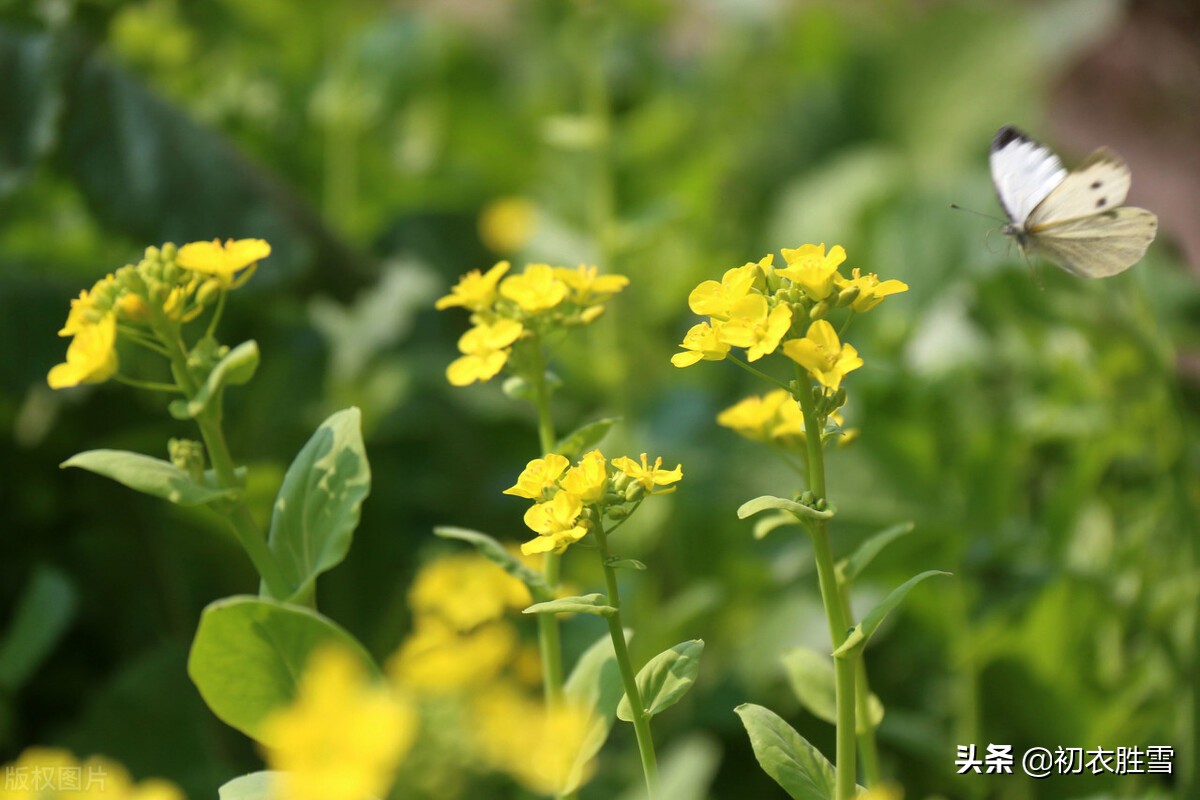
[[168, 438, 206, 482], [624, 481, 645, 503], [815, 498, 827, 511], [196, 279, 224, 308], [606, 506, 629, 520], [835, 285, 860, 307], [160, 242, 178, 261], [809, 300, 830, 320], [799, 490, 815, 505], [116, 294, 150, 322]]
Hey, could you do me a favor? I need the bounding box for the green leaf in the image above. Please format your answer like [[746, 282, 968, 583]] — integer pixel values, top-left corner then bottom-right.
[[172, 341, 260, 420], [782, 647, 883, 729], [735, 703, 835, 800], [737, 495, 835, 523], [753, 511, 803, 540], [61, 450, 235, 506], [0, 566, 76, 691], [218, 772, 278, 800], [616, 734, 722, 800], [617, 639, 704, 722], [561, 632, 626, 794], [834, 570, 951, 658], [0, 28, 68, 197], [433, 526, 551, 599], [265, 407, 370, 602], [554, 417, 621, 460], [524, 594, 615, 617], [606, 558, 647, 571], [839, 521, 915, 582], [187, 595, 378, 744]]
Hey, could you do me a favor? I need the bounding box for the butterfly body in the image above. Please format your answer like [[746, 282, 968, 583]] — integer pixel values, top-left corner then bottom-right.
[[989, 125, 1157, 278]]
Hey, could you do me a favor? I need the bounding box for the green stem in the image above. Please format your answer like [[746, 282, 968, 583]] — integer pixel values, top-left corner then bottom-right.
[[836, 581, 881, 786], [795, 372, 857, 799], [594, 520, 660, 798]]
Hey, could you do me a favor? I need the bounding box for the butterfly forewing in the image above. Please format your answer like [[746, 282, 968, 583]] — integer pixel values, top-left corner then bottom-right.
[[1027, 149, 1131, 231], [1029, 207, 1158, 278], [989, 126, 1067, 226]]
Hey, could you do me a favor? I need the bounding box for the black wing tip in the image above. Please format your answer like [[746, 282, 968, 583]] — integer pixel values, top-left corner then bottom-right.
[[992, 124, 1032, 152]]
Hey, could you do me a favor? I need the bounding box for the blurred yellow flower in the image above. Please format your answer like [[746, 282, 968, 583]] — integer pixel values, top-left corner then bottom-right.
[[836, 267, 909, 312], [47, 313, 118, 390], [777, 243, 846, 301], [553, 264, 629, 306], [671, 321, 730, 367], [409, 552, 532, 632], [559, 450, 609, 503], [612, 453, 683, 492], [500, 264, 569, 312], [479, 197, 538, 253], [390, 619, 518, 692], [471, 683, 597, 796], [687, 263, 758, 319], [719, 294, 793, 362], [58, 274, 116, 337], [261, 647, 415, 800], [503, 453, 571, 499], [446, 318, 524, 386], [176, 238, 269, 288], [435, 261, 511, 312], [0, 747, 184, 800], [717, 390, 806, 444], [521, 491, 588, 555], [783, 320, 863, 391]]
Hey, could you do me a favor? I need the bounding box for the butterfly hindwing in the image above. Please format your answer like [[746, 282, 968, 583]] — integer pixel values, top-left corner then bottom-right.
[[1027, 149, 1131, 230], [1029, 207, 1158, 278], [989, 125, 1067, 225]]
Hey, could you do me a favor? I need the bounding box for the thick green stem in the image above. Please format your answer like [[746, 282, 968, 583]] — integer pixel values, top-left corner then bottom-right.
[[837, 585, 881, 786], [594, 521, 660, 798], [796, 374, 857, 799]]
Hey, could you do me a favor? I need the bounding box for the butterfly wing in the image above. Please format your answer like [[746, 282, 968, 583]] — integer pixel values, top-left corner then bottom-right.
[[1026, 149, 1130, 229], [989, 125, 1067, 225], [1027, 207, 1158, 278]]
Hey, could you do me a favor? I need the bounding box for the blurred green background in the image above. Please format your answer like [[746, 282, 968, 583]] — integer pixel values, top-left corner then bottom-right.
[[2, 0, 1198, 798]]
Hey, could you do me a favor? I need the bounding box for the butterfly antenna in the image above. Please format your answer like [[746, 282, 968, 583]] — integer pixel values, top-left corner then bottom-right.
[[949, 203, 1007, 224]]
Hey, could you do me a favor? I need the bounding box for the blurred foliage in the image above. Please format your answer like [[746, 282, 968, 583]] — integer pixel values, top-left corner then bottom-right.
[[1, 0, 1197, 798]]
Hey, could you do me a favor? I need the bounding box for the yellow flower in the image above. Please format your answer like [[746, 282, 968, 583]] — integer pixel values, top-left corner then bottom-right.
[[686, 263, 758, 319], [0, 747, 185, 800], [782, 320, 863, 391], [176, 238, 270, 288], [717, 390, 806, 443], [435, 261, 511, 312], [836, 267, 909, 312], [612, 453, 683, 492], [479, 197, 538, 253], [552, 264, 630, 306], [58, 274, 116, 337], [500, 264, 569, 312], [521, 491, 588, 555], [408, 552, 532, 632], [471, 683, 597, 796], [446, 318, 524, 386], [777, 243, 846, 301], [559, 450, 609, 503], [503, 453, 571, 499], [261, 647, 415, 800], [719, 294, 793, 362], [671, 321, 730, 367], [389, 619, 517, 692], [47, 313, 119, 390]]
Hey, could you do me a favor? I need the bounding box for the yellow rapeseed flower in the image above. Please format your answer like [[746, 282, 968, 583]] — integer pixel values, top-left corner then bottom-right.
[[503, 453, 571, 499], [446, 318, 524, 386], [261, 647, 415, 800], [777, 243, 846, 301], [686, 263, 758, 319], [176, 238, 270, 288], [717, 390, 806, 444], [671, 321, 730, 367], [479, 197, 538, 253], [500, 264, 569, 312], [559, 450, 609, 503], [408, 552, 532, 632], [57, 274, 116, 336], [521, 491, 588, 555], [47, 313, 118, 390], [389, 619, 517, 692], [836, 267, 909, 312], [0, 747, 184, 800], [435, 261, 511, 311], [612, 453, 683, 492], [719, 294, 793, 362], [782, 320, 863, 391], [552, 264, 629, 306]]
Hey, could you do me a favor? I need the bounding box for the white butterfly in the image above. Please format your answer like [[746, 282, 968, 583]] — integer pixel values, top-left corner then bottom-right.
[[989, 125, 1158, 278]]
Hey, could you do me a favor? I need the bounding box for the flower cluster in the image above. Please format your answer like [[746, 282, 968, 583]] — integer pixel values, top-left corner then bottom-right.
[[718, 389, 856, 449], [435, 261, 629, 386], [0, 747, 184, 800], [672, 244, 906, 393], [505, 450, 683, 555], [47, 239, 270, 390]]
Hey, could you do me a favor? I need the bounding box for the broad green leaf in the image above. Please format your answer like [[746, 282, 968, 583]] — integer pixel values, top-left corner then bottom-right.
[[753, 511, 803, 540], [171, 341, 260, 419], [606, 558, 647, 571], [561, 632, 626, 794], [524, 594, 615, 617], [434, 526, 550, 599], [834, 570, 951, 658], [61, 450, 234, 506], [555, 417, 620, 460], [265, 407, 370, 602], [617, 639, 704, 722], [839, 521, 915, 582], [187, 595, 377, 744], [737, 495, 835, 523], [0, 566, 76, 691], [735, 703, 835, 800], [218, 772, 278, 800], [782, 647, 883, 729]]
